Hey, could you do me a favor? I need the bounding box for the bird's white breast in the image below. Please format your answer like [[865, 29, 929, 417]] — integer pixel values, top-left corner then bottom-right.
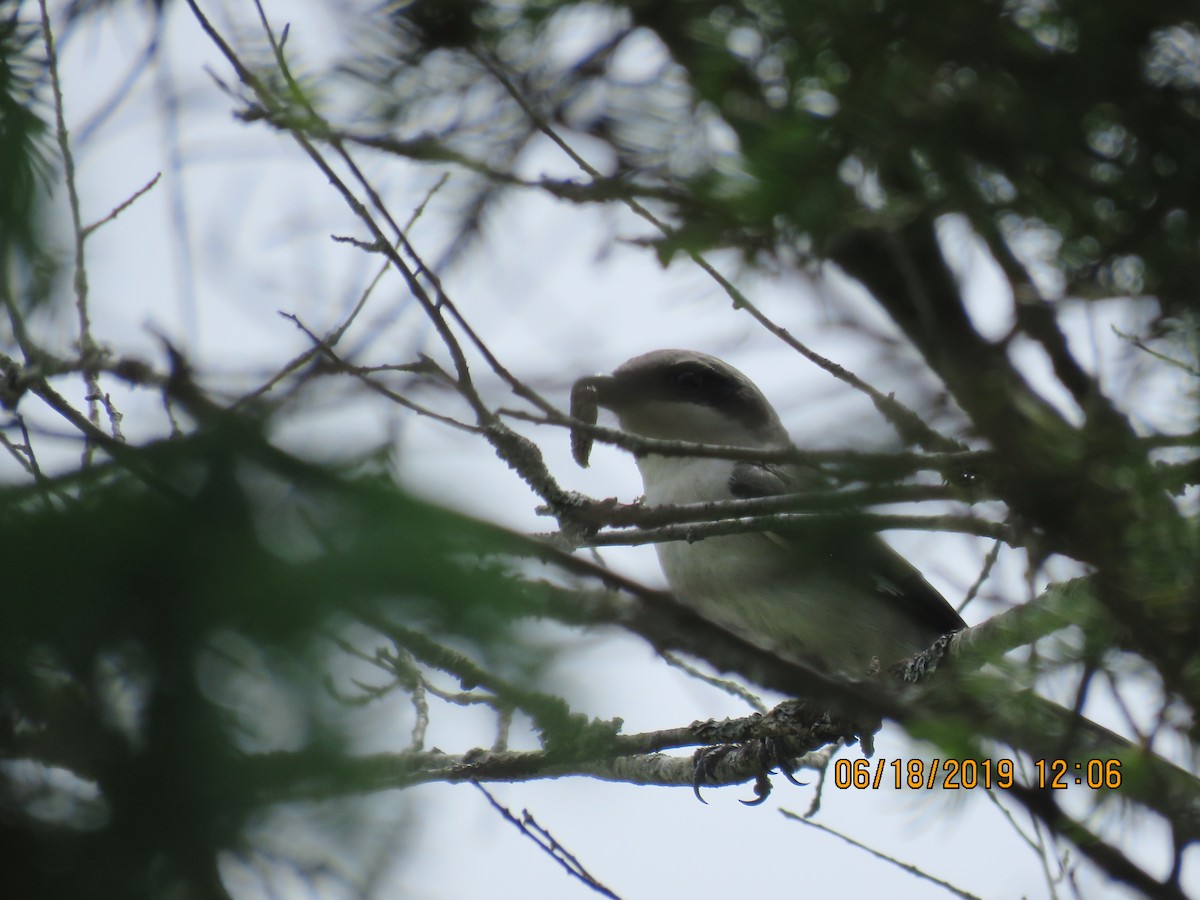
[[633, 453, 938, 675], [636, 454, 738, 507]]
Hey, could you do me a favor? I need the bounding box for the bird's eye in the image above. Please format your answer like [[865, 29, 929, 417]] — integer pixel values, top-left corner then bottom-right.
[[676, 369, 703, 390]]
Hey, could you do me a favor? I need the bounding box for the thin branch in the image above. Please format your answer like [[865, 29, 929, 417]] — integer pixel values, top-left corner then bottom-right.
[[474, 783, 623, 900], [190, 0, 583, 519], [1006, 782, 1191, 900], [662, 651, 767, 713], [0, 416, 64, 512], [75, 24, 160, 145], [1113, 325, 1200, 377], [578, 512, 1017, 550], [493, 707, 513, 754], [241, 702, 860, 802], [554, 482, 975, 533], [396, 649, 431, 750], [780, 811, 982, 900], [37, 0, 105, 459], [338, 129, 684, 205], [0, 283, 38, 363], [793, 744, 838, 818], [979, 789, 1063, 899], [475, 50, 964, 454], [232, 234, 399, 410], [81, 172, 161, 238], [250, 0, 490, 419], [502, 406, 989, 477], [0, 419, 36, 478], [152, 14, 200, 346], [88, 391, 124, 442], [958, 539, 1002, 614], [975, 211, 1109, 411], [0, 349, 184, 500], [279, 311, 482, 434], [352, 605, 588, 748]]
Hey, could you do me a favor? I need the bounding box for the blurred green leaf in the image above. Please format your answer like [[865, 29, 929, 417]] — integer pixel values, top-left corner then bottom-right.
[[0, 1, 52, 266], [0, 433, 550, 898]]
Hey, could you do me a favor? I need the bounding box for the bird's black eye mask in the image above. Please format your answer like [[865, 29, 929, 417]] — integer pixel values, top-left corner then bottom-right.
[[657, 361, 775, 434], [666, 362, 741, 404]]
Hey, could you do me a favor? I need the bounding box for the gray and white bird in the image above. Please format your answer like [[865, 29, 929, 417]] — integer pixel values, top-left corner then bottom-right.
[[572, 349, 965, 677]]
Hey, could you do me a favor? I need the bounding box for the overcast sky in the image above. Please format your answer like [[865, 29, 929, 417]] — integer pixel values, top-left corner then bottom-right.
[[13, 1, 1197, 897]]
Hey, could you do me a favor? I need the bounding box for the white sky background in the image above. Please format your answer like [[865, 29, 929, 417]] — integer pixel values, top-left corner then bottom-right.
[[11, 0, 1200, 897]]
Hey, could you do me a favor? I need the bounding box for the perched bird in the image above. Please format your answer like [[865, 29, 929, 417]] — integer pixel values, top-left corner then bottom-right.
[[571, 349, 964, 677], [568, 350, 1200, 833]]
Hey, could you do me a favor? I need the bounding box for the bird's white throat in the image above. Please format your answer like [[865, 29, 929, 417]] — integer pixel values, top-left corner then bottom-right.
[[634, 454, 741, 506]]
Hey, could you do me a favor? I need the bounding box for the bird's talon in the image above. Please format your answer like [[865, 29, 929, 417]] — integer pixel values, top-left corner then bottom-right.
[[692, 744, 736, 803], [759, 736, 808, 788], [780, 766, 807, 787], [740, 771, 772, 805]]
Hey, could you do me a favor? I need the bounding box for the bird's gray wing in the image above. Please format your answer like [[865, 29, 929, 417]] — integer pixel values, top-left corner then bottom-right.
[[728, 461, 965, 637]]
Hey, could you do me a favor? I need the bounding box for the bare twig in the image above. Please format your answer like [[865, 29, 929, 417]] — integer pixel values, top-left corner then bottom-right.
[[37, 0, 107, 458], [190, 0, 584, 521], [475, 50, 964, 454], [979, 788, 1063, 899], [0, 431, 34, 475], [662, 651, 767, 713], [474, 783, 623, 900], [81, 172, 162, 238], [88, 391, 125, 442], [1112, 325, 1200, 377], [353, 605, 585, 747], [780, 811, 983, 900], [279, 311, 481, 434], [234, 173, 450, 411], [579, 512, 1017, 550], [552, 482, 972, 533], [493, 707, 513, 753], [957, 539, 1002, 614], [0, 349, 183, 500], [502, 406, 990, 478]]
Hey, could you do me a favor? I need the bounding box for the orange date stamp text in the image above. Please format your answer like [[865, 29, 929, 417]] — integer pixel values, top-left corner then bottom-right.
[[832, 757, 1122, 790]]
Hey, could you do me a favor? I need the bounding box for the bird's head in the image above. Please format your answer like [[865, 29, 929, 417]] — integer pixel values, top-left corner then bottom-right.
[[571, 350, 788, 466]]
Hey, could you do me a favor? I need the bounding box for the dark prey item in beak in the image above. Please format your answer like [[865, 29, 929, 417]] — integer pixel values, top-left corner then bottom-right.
[[569, 375, 606, 467]]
